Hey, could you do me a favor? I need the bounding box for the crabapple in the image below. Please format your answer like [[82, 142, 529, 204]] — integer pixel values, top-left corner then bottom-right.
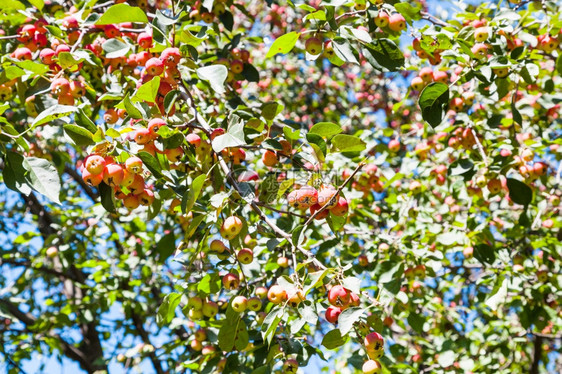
[[364, 332, 384, 351], [85, 155, 106, 175], [411, 76, 425, 91], [247, 297, 262, 311], [231, 296, 248, 313], [474, 27, 489, 42], [388, 14, 406, 32], [125, 156, 143, 174], [202, 301, 219, 318], [287, 186, 318, 210], [362, 360, 382, 374], [305, 37, 323, 55], [325, 305, 342, 324], [209, 239, 228, 253], [103, 164, 124, 187], [330, 196, 349, 216], [145, 58, 164, 76], [328, 285, 351, 307], [186, 133, 201, 147], [262, 150, 278, 167], [237, 248, 254, 264], [220, 216, 243, 240], [374, 12, 389, 28], [222, 273, 240, 290], [267, 285, 287, 304]]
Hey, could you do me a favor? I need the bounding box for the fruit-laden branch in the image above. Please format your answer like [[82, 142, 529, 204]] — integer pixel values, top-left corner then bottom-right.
[[303, 161, 365, 227], [178, 85, 329, 271]]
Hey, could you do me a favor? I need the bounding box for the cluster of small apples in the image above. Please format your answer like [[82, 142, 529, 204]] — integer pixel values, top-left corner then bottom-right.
[[215, 47, 252, 85], [430, 164, 448, 186], [512, 148, 549, 182], [350, 164, 384, 197], [209, 238, 255, 266], [189, 0, 228, 24], [186, 327, 219, 359], [185, 295, 220, 321], [287, 185, 349, 218], [229, 292, 263, 313], [266, 284, 306, 308], [474, 174, 504, 196], [261, 140, 293, 167], [445, 126, 479, 150], [373, 10, 407, 33], [130, 118, 189, 167], [410, 66, 449, 91], [80, 154, 154, 210], [404, 264, 426, 282], [412, 37, 443, 65], [324, 285, 360, 324], [361, 332, 385, 374]]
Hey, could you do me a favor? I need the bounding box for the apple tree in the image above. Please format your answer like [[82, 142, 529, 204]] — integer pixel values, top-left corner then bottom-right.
[[0, 0, 561, 373]]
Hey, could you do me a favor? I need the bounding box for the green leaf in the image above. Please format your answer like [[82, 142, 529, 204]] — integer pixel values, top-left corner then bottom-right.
[[133, 76, 160, 103], [101, 38, 130, 59], [16, 60, 49, 76], [22, 157, 61, 204], [137, 151, 164, 179], [75, 109, 98, 134], [28, 0, 44, 10], [337, 307, 364, 335], [556, 54, 562, 76], [157, 292, 181, 325], [261, 307, 283, 345], [211, 116, 246, 152], [418, 82, 449, 127], [156, 232, 176, 262], [309, 122, 342, 138], [322, 329, 348, 349], [506, 178, 532, 206], [117, 94, 143, 119], [57, 52, 85, 69], [407, 312, 425, 333], [485, 277, 508, 310], [183, 174, 207, 213], [64, 124, 94, 146], [394, 2, 422, 22], [332, 38, 358, 64], [99, 183, 116, 213], [262, 102, 283, 121], [96, 3, 149, 25], [362, 39, 405, 72], [32, 105, 78, 128], [3, 152, 32, 195], [331, 134, 366, 153], [474, 243, 495, 264], [266, 32, 300, 58], [242, 63, 260, 82], [219, 307, 243, 351], [197, 65, 228, 94]]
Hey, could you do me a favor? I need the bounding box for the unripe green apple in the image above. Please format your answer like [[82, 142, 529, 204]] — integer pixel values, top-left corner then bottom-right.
[[305, 37, 323, 55], [202, 300, 219, 318], [247, 297, 262, 311]]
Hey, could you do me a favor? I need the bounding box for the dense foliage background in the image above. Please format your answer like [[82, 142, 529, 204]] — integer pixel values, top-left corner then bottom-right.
[[0, 0, 561, 373]]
